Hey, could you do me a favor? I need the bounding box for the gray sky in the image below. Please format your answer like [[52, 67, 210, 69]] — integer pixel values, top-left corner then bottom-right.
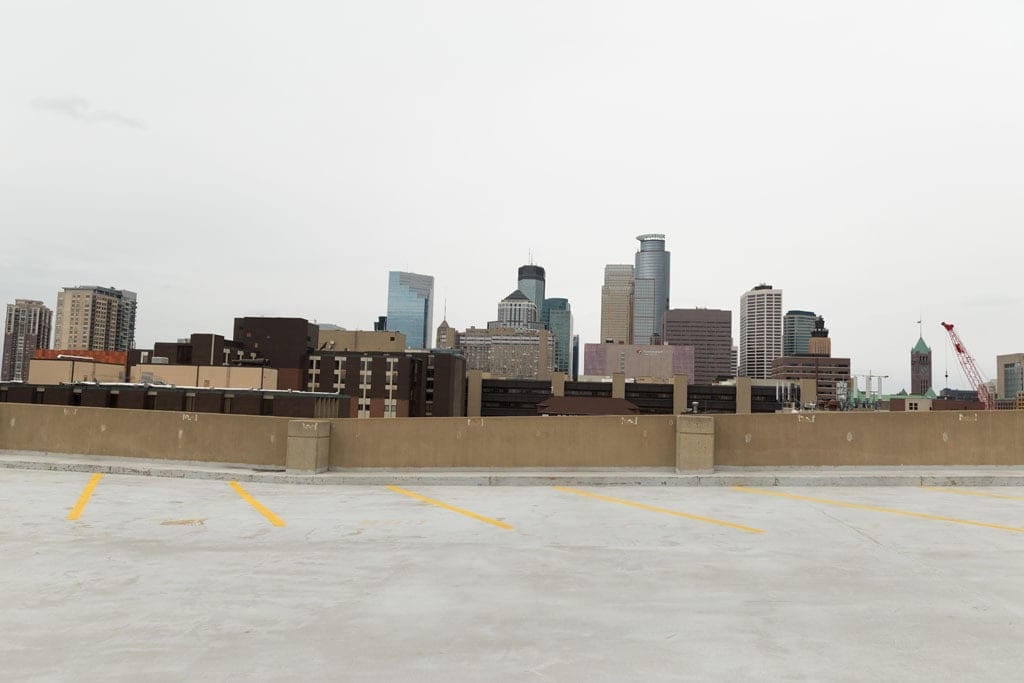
[[2, 1, 1022, 394]]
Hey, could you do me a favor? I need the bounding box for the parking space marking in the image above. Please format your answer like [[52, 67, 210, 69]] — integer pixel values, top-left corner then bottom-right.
[[67, 473, 103, 521], [733, 487, 1024, 534], [386, 486, 513, 530], [921, 486, 1024, 502], [229, 481, 286, 527], [555, 487, 765, 534]]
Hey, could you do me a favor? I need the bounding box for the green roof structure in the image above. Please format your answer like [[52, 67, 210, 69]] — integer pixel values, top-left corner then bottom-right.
[[912, 337, 931, 354]]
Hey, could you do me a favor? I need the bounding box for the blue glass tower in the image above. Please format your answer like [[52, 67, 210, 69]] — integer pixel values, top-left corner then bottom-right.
[[542, 297, 573, 375], [386, 271, 434, 350], [632, 234, 670, 345]]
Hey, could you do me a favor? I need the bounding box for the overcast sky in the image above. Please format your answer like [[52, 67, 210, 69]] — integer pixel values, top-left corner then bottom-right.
[[2, 1, 1022, 393]]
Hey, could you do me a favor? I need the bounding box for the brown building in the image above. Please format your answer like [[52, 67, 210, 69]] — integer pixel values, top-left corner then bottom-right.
[[306, 349, 466, 417], [911, 336, 933, 396], [582, 343, 695, 382], [153, 333, 247, 366], [3, 299, 52, 382], [233, 317, 318, 390], [457, 326, 554, 380], [662, 308, 733, 383], [316, 329, 406, 353], [771, 355, 851, 406]]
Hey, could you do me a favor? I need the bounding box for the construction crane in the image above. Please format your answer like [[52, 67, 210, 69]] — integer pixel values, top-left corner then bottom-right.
[[940, 322, 994, 410]]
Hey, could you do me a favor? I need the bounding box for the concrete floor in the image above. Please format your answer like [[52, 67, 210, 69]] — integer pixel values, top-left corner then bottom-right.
[[3, 469, 1024, 681]]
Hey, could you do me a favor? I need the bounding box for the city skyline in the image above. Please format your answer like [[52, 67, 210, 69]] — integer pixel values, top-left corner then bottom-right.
[[3, 2, 1023, 394]]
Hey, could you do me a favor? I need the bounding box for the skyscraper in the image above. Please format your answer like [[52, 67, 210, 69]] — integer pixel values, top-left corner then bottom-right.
[[662, 308, 733, 384], [543, 297, 573, 375], [739, 284, 782, 379], [632, 234, 670, 345], [2, 299, 52, 381], [911, 336, 932, 395], [517, 265, 546, 315], [54, 285, 137, 351], [496, 290, 538, 329], [783, 310, 817, 356], [600, 264, 634, 345], [386, 271, 434, 350]]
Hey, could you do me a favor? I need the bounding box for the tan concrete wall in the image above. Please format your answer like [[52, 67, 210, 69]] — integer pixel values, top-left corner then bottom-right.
[[318, 330, 407, 352], [329, 415, 677, 468], [714, 411, 1024, 467], [0, 403, 287, 466], [28, 360, 124, 384], [130, 365, 278, 390]]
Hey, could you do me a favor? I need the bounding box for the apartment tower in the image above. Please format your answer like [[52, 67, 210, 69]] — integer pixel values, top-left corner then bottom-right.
[[739, 284, 783, 379], [2, 299, 53, 381], [54, 285, 137, 351]]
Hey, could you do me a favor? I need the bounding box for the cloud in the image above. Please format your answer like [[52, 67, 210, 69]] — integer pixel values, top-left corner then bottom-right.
[[33, 95, 146, 129]]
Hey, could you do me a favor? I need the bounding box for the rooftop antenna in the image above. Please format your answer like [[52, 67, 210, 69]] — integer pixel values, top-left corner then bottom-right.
[[528, 249, 533, 265]]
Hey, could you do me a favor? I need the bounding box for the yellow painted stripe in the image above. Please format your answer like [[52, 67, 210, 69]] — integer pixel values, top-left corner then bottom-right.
[[386, 486, 513, 530], [733, 486, 1024, 534], [229, 481, 286, 527], [555, 486, 765, 534], [922, 486, 1024, 502], [67, 473, 103, 520]]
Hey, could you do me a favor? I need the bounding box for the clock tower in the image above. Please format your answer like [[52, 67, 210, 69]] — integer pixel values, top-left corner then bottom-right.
[[911, 336, 932, 395]]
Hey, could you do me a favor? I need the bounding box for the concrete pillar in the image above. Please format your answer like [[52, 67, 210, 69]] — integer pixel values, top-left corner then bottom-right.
[[676, 416, 715, 472], [736, 377, 752, 415], [286, 420, 331, 473], [612, 372, 626, 399], [467, 370, 483, 418], [551, 372, 566, 398], [799, 378, 817, 409], [673, 374, 689, 414]]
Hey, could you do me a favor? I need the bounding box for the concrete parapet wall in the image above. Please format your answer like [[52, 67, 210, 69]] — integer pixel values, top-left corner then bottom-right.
[[329, 415, 677, 468], [714, 411, 1024, 467], [2, 403, 1023, 470], [0, 403, 287, 466]]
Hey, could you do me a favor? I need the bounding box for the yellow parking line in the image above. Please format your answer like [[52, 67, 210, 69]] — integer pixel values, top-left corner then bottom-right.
[[229, 481, 286, 527], [555, 486, 764, 534], [921, 486, 1024, 502], [67, 473, 103, 520], [386, 486, 513, 530], [733, 486, 1024, 534]]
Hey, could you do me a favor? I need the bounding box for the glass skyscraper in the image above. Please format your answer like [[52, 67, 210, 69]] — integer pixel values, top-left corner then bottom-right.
[[517, 265, 546, 313], [386, 271, 434, 350], [632, 234, 670, 345], [542, 297, 573, 375], [783, 310, 817, 356]]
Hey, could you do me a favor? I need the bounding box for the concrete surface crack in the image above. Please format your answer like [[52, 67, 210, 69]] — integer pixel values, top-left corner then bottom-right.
[[820, 509, 883, 546]]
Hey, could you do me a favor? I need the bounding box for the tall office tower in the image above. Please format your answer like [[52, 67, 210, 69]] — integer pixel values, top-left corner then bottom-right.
[[911, 336, 932, 395], [783, 310, 817, 356], [517, 265, 546, 315], [739, 284, 783, 379], [54, 285, 137, 351], [386, 271, 434, 349], [600, 264, 634, 344], [807, 316, 832, 356], [996, 353, 1024, 399], [2, 299, 52, 381], [543, 298, 573, 374], [632, 234, 670, 346], [496, 290, 538, 329], [663, 308, 733, 384]]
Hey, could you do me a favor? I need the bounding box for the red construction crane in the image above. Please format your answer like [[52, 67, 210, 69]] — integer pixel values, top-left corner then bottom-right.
[[940, 322, 994, 410]]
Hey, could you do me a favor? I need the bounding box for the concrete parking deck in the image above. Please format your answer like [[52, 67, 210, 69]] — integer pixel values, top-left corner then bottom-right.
[[4, 468, 1024, 681]]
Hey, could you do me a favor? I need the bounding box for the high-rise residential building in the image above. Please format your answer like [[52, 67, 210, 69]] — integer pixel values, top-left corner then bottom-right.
[[54, 285, 137, 351], [543, 298, 573, 375], [517, 265, 546, 315], [2, 299, 53, 382], [995, 353, 1024, 400], [911, 336, 932, 395], [457, 326, 554, 379], [600, 264, 634, 345], [663, 308, 733, 384], [632, 234, 670, 345], [783, 310, 817, 356], [496, 290, 538, 329], [739, 284, 783, 379], [386, 271, 434, 350]]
